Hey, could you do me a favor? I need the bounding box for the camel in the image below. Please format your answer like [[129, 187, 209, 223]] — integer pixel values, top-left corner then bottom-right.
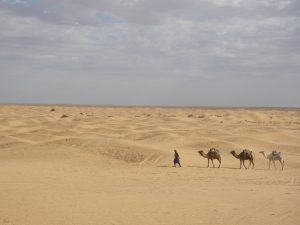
[[230, 149, 254, 169], [259, 151, 284, 170], [198, 148, 221, 168]]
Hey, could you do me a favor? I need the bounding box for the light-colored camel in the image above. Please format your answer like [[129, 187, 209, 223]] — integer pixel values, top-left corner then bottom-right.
[[259, 151, 284, 170], [230, 149, 254, 169], [198, 148, 221, 168]]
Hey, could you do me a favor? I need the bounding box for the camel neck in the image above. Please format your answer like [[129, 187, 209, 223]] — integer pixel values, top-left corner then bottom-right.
[[200, 152, 208, 158], [261, 152, 268, 159], [231, 152, 239, 159]]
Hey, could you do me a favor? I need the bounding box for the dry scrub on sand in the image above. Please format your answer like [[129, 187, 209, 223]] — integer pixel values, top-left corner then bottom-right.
[[0, 105, 299, 225]]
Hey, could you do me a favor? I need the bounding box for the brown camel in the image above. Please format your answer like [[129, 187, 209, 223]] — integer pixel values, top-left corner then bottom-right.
[[230, 149, 254, 169], [198, 148, 221, 168]]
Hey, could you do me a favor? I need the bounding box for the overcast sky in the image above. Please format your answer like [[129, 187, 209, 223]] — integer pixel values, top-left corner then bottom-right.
[[0, 0, 299, 107]]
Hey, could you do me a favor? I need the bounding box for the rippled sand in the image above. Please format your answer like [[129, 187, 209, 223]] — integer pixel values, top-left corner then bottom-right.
[[0, 105, 299, 225]]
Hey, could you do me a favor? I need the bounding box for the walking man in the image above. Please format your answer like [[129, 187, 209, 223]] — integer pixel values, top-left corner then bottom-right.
[[173, 149, 181, 167]]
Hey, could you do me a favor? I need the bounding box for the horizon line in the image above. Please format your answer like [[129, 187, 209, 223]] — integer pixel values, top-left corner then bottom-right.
[[0, 102, 299, 110]]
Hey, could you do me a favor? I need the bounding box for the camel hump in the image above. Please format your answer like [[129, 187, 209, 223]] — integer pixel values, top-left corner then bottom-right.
[[209, 148, 219, 153], [242, 149, 253, 157], [272, 150, 281, 156], [243, 149, 251, 153]]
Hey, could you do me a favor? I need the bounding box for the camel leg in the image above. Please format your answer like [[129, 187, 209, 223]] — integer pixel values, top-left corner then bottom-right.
[[247, 161, 251, 169], [243, 160, 248, 169], [268, 160, 271, 169], [207, 158, 209, 168], [248, 160, 254, 169], [280, 160, 284, 170], [240, 160, 242, 169], [273, 160, 277, 169], [218, 159, 221, 168], [212, 159, 215, 168]]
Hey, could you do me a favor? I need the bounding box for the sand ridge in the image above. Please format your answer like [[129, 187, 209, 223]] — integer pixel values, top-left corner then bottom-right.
[[0, 105, 299, 225]]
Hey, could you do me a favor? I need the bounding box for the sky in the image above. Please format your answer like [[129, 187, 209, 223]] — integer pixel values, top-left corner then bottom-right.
[[0, 0, 300, 107]]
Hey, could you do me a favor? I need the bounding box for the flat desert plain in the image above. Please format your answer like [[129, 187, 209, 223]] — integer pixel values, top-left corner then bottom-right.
[[0, 105, 299, 225]]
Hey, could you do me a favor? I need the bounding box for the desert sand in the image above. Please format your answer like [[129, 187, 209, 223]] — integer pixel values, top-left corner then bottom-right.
[[0, 105, 299, 225]]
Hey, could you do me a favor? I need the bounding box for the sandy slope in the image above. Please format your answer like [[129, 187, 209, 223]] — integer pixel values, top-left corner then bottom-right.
[[0, 105, 299, 225]]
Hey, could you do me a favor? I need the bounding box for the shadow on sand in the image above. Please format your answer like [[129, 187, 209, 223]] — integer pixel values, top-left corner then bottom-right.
[[222, 166, 267, 171], [156, 165, 267, 171], [157, 165, 213, 169], [187, 165, 214, 169], [221, 166, 242, 170]]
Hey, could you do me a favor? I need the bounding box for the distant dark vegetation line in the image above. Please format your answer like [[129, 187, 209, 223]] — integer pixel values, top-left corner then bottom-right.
[[0, 102, 299, 111]]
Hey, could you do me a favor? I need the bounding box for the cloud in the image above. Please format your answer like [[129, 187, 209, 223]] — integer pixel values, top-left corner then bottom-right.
[[0, 0, 299, 106]]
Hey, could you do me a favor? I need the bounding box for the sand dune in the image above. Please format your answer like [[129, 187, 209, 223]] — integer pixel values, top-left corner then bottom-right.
[[0, 105, 299, 225]]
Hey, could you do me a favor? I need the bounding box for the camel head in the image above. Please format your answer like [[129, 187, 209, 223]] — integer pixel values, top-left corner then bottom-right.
[[259, 151, 267, 158], [230, 150, 240, 159], [198, 150, 208, 158], [198, 150, 204, 155]]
